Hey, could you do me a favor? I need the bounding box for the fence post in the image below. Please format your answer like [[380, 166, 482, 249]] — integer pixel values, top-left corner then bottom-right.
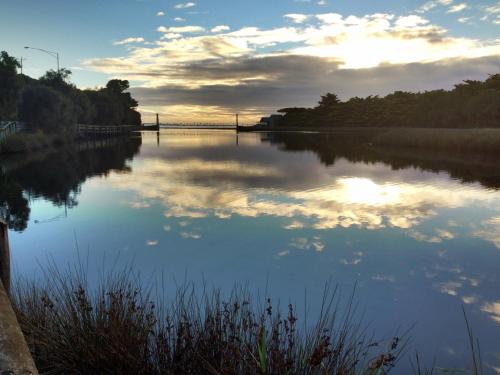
[[0, 219, 10, 295]]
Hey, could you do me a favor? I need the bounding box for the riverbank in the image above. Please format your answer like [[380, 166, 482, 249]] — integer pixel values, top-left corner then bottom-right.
[[245, 127, 500, 155], [0, 130, 71, 154]]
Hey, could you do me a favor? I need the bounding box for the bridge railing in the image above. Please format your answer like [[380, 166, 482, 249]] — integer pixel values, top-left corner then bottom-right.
[[144, 123, 242, 128], [76, 124, 140, 134]]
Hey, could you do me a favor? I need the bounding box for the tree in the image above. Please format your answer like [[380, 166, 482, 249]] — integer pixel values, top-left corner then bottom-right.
[[0, 51, 21, 120], [39, 68, 73, 92], [316, 93, 341, 110], [106, 79, 130, 94], [19, 84, 75, 131]]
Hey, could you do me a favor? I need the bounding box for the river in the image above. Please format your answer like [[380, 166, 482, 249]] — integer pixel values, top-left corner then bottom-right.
[[2, 130, 499, 372]]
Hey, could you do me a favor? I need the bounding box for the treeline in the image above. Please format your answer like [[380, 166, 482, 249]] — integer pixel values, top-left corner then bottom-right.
[[278, 74, 500, 128], [0, 51, 141, 131]]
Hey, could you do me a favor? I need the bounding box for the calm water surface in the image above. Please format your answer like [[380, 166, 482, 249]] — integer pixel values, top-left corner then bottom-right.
[[3, 130, 500, 372]]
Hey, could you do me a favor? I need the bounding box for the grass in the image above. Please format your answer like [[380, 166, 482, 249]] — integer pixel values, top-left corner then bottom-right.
[[12, 262, 406, 375], [0, 130, 68, 154]]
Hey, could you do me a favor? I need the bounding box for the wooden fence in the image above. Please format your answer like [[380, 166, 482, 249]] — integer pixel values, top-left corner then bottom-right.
[[0, 121, 23, 143]]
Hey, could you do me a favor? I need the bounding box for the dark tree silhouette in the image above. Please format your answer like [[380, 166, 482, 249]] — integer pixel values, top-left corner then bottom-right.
[[0, 51, 21, 120], [0, 50, 142, 130], [278, 75, 500, 129]]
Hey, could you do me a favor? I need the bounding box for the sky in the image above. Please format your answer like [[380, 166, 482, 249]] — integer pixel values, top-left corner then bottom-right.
[[1, 0, 500, 123]]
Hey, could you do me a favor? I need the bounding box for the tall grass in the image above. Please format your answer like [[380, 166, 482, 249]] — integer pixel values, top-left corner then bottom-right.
[[12, 263, 405, 375]]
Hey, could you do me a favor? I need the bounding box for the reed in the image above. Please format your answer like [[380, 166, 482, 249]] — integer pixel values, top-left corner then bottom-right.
[[12, 262, 404, 375]]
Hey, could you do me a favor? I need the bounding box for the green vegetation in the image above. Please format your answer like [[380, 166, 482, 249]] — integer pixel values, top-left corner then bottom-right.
[[12, 264, 404, 374], [0, 50, 141, 154], [278, 75, 500, 129]]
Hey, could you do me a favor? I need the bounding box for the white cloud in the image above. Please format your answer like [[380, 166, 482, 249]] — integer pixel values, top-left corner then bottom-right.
[[93, 12, 500, 83], [156, 11, 165, 16], [481, 301, 500, 323], [447, 3, 468, 13], [175, 2, 196, 9], [290, 237, 325, 252], [473, 216, 500, 249], [174, 17, 186, 22], [211, 25, 230, 33], [283, 220, 305, 230], [113, 37, 145, 45], [417, 0, 454, 13], [485, 4, 500, 15], [284, 13, 311, 24], [157, 25, 205, 34]]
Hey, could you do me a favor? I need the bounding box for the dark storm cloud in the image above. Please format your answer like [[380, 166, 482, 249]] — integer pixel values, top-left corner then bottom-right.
[[131, 54, 500, 111]]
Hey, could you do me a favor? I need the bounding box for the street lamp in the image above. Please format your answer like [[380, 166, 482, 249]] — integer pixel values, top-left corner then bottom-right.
[[24, 46, 60, 73]]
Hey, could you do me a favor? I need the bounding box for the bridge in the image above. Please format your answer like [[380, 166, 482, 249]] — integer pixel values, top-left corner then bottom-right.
[[76, 123, 244, 135], [144, 123, 238, 130]]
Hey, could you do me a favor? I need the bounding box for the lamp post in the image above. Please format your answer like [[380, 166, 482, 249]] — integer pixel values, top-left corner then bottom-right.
[[24, 46, 60, 73]]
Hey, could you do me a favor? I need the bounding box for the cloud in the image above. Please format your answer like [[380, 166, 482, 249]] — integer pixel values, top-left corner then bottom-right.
[[283, 220, 305, 230], [290, 237, 324, 252], [473, 216, 500, 249], [175, 2, 196, 9], [284, 14, 311, 24], [174, 17, 186, 22], [417, 0, 454, 13], [447, 3, 468, 13], [481, 301, 500, 323], [157, 11, 165, 16], [113, 37, 145, 45], [211, 25, 231, 33], [158, 25, 205, 34], [85, 11, 500, 121], [125, 55, 500, 120]]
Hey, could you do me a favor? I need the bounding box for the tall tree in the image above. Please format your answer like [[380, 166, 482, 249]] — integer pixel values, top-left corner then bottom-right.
[[0, 51, 21, 120]]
